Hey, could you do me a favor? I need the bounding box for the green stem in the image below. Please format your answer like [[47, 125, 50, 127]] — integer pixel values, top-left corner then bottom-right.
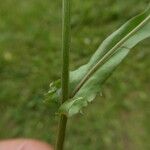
[[55, 0, 71, 150]]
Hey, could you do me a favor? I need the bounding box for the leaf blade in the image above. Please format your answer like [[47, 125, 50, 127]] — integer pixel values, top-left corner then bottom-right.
[[60, 7, 150, 117]]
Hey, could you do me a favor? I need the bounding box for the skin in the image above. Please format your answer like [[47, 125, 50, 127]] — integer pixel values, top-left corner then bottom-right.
[[0, 139, 53, 150]]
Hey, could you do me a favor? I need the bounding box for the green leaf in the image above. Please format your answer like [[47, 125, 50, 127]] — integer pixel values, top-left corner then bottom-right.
[[44, 80, 61, 105], [59, 97, 84, 116], [60, 7, 150, 117]]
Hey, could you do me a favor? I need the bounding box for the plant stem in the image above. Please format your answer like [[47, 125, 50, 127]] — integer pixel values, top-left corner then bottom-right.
[[56, 0, 71, 150]]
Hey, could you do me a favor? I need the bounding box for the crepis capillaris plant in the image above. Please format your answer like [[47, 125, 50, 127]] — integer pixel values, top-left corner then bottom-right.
[[46, 1, 150, 150]]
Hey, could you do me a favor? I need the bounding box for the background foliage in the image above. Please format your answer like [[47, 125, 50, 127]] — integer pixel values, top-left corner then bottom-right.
[[0, 0, 149, 149]]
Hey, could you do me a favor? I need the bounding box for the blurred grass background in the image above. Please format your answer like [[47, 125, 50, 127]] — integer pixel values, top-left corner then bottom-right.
[[0, 0, 150, 149]]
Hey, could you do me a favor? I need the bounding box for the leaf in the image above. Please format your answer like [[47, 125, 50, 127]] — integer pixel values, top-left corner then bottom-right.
[[44, 80, 61, 105], [43, 80, 61, 114], [59, 97, 84, 116], [59, 7, 150, 117]]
